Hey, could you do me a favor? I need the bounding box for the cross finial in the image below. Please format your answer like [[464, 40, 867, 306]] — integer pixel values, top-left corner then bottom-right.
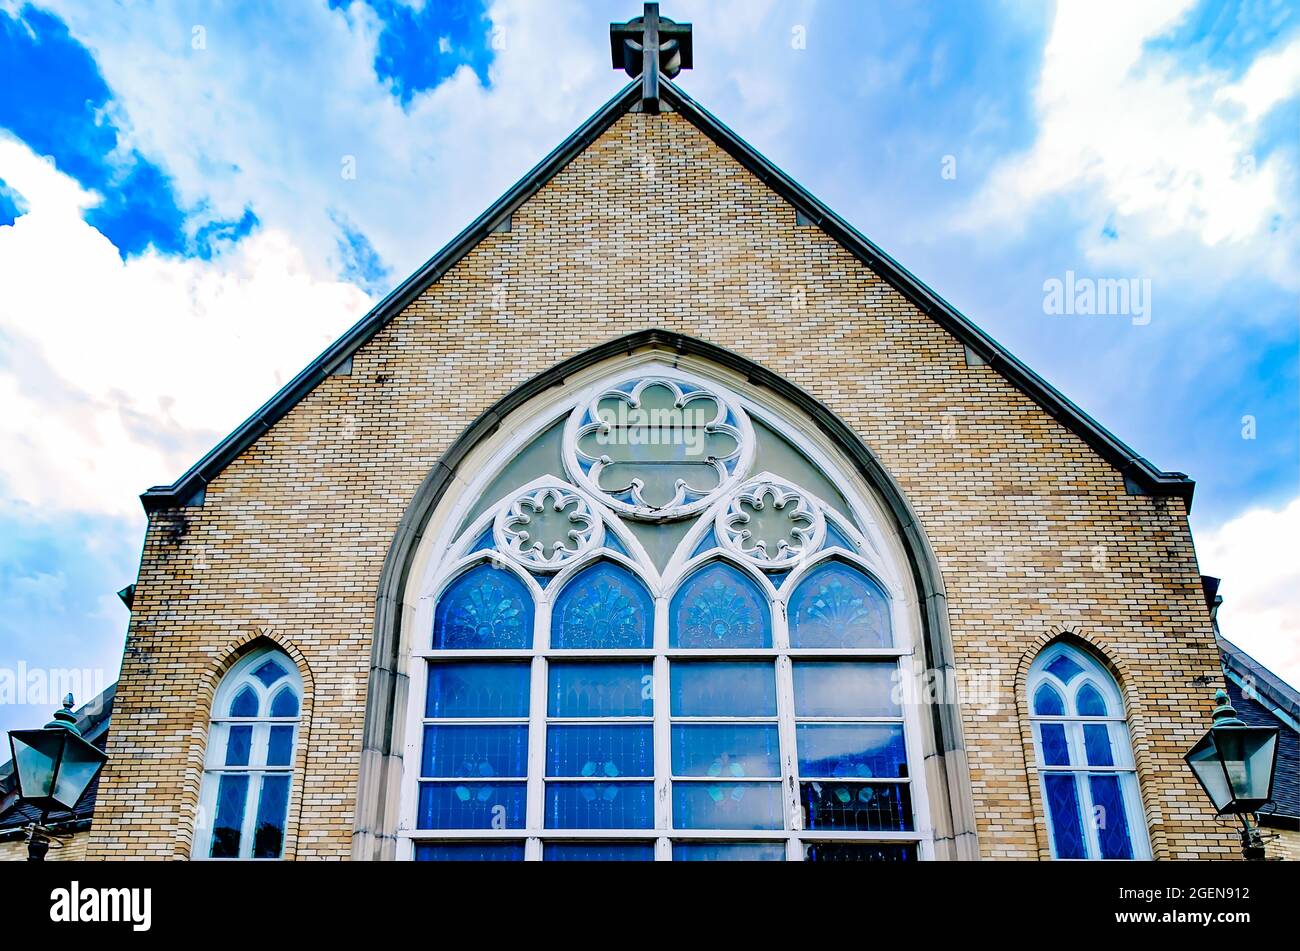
[[610, 3, 693, 114]]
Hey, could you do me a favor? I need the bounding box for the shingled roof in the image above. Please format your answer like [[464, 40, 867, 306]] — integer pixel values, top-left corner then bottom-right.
[[1219, 637, 1300, 826], [140, 77, 1195, 514]]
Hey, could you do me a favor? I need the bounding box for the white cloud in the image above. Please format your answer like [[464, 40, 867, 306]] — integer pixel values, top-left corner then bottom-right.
[[1198, 497, 1300, 691], [0, 134, 372, 517], [961, 0, 1299, 287]]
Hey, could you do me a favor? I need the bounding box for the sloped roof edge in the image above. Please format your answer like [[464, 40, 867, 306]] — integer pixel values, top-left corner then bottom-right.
[[1219, 635, 1300, 731], [141, 76, 1193, 513]]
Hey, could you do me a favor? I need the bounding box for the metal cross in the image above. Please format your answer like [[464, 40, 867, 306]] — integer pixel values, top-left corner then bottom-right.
[[610, 3, 693, 114]]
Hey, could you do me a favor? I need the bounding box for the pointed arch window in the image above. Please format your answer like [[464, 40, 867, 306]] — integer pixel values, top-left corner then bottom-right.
[[1028, 643, 1149, 860], [194, 647, 302, 859]]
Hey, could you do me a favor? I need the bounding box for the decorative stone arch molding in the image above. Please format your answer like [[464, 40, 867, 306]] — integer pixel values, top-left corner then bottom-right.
[[181, 629, 316, 860], [1012, 625, 1165, 860], [352, 329, 979, 860]]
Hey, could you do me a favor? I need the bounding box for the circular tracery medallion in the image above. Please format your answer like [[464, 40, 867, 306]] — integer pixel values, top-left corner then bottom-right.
[[493, 485, 603, 570]]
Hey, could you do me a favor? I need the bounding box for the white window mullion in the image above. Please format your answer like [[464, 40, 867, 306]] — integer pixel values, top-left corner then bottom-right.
[[525, 656, 547, 838], [652, 653, 671, 832], [775, 653, 801, 832]]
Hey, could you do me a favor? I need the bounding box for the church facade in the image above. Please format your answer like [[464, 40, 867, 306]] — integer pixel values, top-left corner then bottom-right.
[[83, 30, 1239, 860]]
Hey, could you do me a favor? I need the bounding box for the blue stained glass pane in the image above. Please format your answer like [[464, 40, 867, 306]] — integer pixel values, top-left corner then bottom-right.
[[673, 842, 785, 861], [433, 564, 533, 650], [691, 527, 719, 558], [224, 725, 252, 766], [252, 775, 290, 858], [822, 520, 859, 553], [1089, 774, 1134, 859], [252, 659, 287, 688], [796, 724, 908, 778], [671, 725, 780, 778], [1033, 683, 1065, 716], [1043, 773, 1086, 859], [672, 781, 784, 830], [228, 685, 258, 718], [467, 529, 495, 554], [670, 662, 776, 717], [426, 662, 531, 718], [422, 725, 528, 778], [552, 561, 653, 649], [1084, 724, 1115, 767], [415, 842, 524, 861], [670, 562, 771, 648], [270, 687, 298, 718], [792, 662, 899, 718], [210, 774, 249, 858], [544, 842, 654, 862], [604, 532, 630, 557], [548, 662, 652, 717], [267, 725, 295, 766], [545, 782, 654, 829], [1039, 723, 1071, 766], [417, 782, 527, 830], [788, 561, 890, 648], [1045, 653, 1084, 684], [1076, 683, 1108, 717], [547, 725, 653, 777], [804, 842, 916, 862], [800, 781, 912, 831]]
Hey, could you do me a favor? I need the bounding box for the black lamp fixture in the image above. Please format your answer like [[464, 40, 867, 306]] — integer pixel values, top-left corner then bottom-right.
[[6, 694, 108, 861], [1184, 688, 1280, 860]]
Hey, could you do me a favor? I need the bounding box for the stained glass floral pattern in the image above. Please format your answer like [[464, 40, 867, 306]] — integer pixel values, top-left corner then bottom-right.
[[552, 561, 652, 649], [670, 562, 770, 648], [788, 561, 891, 648], [433, 563, 533, 650]]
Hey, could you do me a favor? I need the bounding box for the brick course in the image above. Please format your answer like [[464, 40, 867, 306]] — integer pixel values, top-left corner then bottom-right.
[[86, 109, 1237, 860]]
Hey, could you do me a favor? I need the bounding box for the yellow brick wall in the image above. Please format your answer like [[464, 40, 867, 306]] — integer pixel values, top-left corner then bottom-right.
[[86, 109, 1237, 860], [1267, 826, 1300, 861], [0, 828, 90, 861]]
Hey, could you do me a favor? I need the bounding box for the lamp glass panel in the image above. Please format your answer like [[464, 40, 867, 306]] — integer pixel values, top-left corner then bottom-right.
[[10, 730, 60, 800], [51, 736, 106, 809], [1186, 733, 1232, 812]]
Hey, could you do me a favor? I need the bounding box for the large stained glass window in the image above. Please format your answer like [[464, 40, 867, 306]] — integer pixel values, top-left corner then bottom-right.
[[1028, 644, 1149, 860], [195, 647, 302, 859], [407, 368, 927, 861]]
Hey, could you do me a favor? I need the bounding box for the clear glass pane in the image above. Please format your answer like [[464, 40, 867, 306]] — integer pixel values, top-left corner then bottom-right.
[[670, 562, 771, 648], [1076, 682, 1108, 717], [672, 842, 786, 861], [670, 661, 777, 717], [228, 685, 258, 718], [552, 561, 653, 649], [787, 561, 891, 648], [1089, 774, 1135, 859], [672, 781, 784, 830], [1083, 723, 1115, 767], [1038, 722, 1071, 767], [1043, 773, 1086, 859], [796, 724, 908, 778], [544, 782, 654, 829], [210, 774, 249, 858], [426, 662, 531, 718], [1033, 683, 1065, 716], [267, 725, 295, 767], [800, 781, 913, 831], [421, 725, 528, 778], [432, 563, 534, 650], [224, 725, 252, 766], [546, 724, 653, 778], [414, 842, 525, 861], [791, 662, 899, 718], [803, 842, 916, 862], [252, 659, 287, 688], [544, 841, 654, 862], [1045, 653, 1084, 684], [548, 662, 653, 718], [252, 774, 291, 858], [671, 725, 780, 778], [417, 782, 527, 830], [270, 687, 298, 718]]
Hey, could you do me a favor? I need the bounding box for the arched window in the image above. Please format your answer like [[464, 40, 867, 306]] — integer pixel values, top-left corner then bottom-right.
[[406, 366, 931, 861], [194, 647, 302, 859], [1028, 643, 1149, 860]]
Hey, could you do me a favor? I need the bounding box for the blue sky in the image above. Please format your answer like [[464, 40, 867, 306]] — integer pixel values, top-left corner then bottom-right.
[[0, 0, 1297, 735]]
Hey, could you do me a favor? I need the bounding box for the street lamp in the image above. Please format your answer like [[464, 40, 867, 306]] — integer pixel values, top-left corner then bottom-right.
[[6, 694, 108, 861], [1184, 688, 1280, 861]]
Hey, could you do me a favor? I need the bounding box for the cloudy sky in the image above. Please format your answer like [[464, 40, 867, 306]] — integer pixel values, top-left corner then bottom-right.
[[0, 0, 1297, 735]]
